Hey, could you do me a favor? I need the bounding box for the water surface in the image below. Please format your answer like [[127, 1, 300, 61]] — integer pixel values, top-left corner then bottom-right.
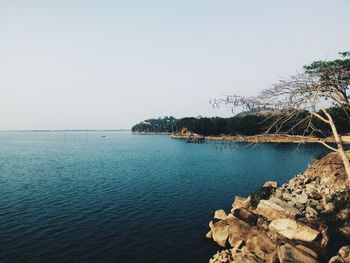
[[0, 131, 327, 262]]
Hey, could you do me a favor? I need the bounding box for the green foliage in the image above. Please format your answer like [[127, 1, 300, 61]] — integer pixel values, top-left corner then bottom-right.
[[132, 107, 350, 136], [131, 116, 177, 133], [303, 51, 350, 102]]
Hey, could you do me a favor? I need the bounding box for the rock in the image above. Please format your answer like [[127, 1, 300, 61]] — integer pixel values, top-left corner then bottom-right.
[[232, 196, 251, 211], [304, 177, 312, 184], [282, 192, 292, 201], [255, 198, 299, 220], [211, 223, 230, 247], [338, 246, 350, 262], [319, 224, 330, 247], [256, 217, 270, 231], [329, 255, 345, 263], [322, 195, 332, 204], [266, 249, 279, 263], [294, 192, 308, 204], [212, 218, 276, 259], [209, 249, 234, 263], [234, 249, 264, 263], [277, 243, 318, 263], [209, 220, 214, 228], [233, 208, 258, 226], [209, 247, 264, 263], [207, 151, 350, 262], [339, 225, 350, 237], [296, 245, 318, 258], [263, 181, 278, 189], [227, 213, 234, 219], [231, 240, 244, 250], [275, 188, 282, 199], [305, 206, 318, 218], [269, 218, 320, 242], [324, 202, 335, 213], [329, 246, 350, 263], [206, 230, 212, 238], [214, 209, 228, 220], [337, 209, 350, 221], [310, 191, 322, 200]]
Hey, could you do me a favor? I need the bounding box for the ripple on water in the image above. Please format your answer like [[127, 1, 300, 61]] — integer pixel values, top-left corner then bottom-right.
[[0, 132, 328, 262]]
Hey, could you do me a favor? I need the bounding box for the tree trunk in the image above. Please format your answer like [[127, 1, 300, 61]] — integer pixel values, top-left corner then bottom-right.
[[324, 110, 350, 180]]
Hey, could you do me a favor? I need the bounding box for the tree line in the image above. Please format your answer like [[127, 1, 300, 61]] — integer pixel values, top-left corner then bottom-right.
[[131, 108, 350, 137]]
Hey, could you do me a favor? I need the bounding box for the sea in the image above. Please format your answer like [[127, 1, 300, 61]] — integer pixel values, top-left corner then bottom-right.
[[0, 131, 328, 262]]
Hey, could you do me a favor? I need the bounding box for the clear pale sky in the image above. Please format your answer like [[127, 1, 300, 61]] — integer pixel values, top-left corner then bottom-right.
[[1, 0, 349, 130]]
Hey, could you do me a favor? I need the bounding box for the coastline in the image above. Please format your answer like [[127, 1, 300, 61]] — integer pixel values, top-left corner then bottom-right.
[[172, 134, 350, 144], [207, 151, 350, 262]]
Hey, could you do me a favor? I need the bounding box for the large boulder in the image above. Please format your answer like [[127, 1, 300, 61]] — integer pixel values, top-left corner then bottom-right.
[[255, 198, 299, 220], [269, 218, 319, 242], [210, 218, 276, 260], [277, 243, 318, 263]]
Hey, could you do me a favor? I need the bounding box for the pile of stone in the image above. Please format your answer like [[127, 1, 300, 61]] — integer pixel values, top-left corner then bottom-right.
[[206, 152, 350, 263]]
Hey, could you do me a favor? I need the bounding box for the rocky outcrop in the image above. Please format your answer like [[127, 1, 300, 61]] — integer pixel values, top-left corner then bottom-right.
[[269, 218, 319, 242], [207, 151, 350, 262], [255, 198, 299, 220]]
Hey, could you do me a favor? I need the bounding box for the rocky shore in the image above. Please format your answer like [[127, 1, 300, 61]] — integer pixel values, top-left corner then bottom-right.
[[206, 151, 350, 262], [207, 134, 350, 145]]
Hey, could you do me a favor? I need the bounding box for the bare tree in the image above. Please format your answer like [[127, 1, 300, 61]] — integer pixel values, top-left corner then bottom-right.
[[212, 52, 350, 179]]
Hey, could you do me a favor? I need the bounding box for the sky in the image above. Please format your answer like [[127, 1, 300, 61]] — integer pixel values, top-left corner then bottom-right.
[[1, 0, 350, 130]]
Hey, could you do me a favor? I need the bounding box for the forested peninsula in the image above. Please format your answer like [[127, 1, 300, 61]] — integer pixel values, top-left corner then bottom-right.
[[132, 108, 350, 137]]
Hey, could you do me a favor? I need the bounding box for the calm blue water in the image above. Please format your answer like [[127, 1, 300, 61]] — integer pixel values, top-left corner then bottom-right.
[[0, 131, 328, 262]]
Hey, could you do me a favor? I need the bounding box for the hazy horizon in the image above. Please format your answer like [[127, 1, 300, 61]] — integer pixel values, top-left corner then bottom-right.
[[1, 0, 350, 130]]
